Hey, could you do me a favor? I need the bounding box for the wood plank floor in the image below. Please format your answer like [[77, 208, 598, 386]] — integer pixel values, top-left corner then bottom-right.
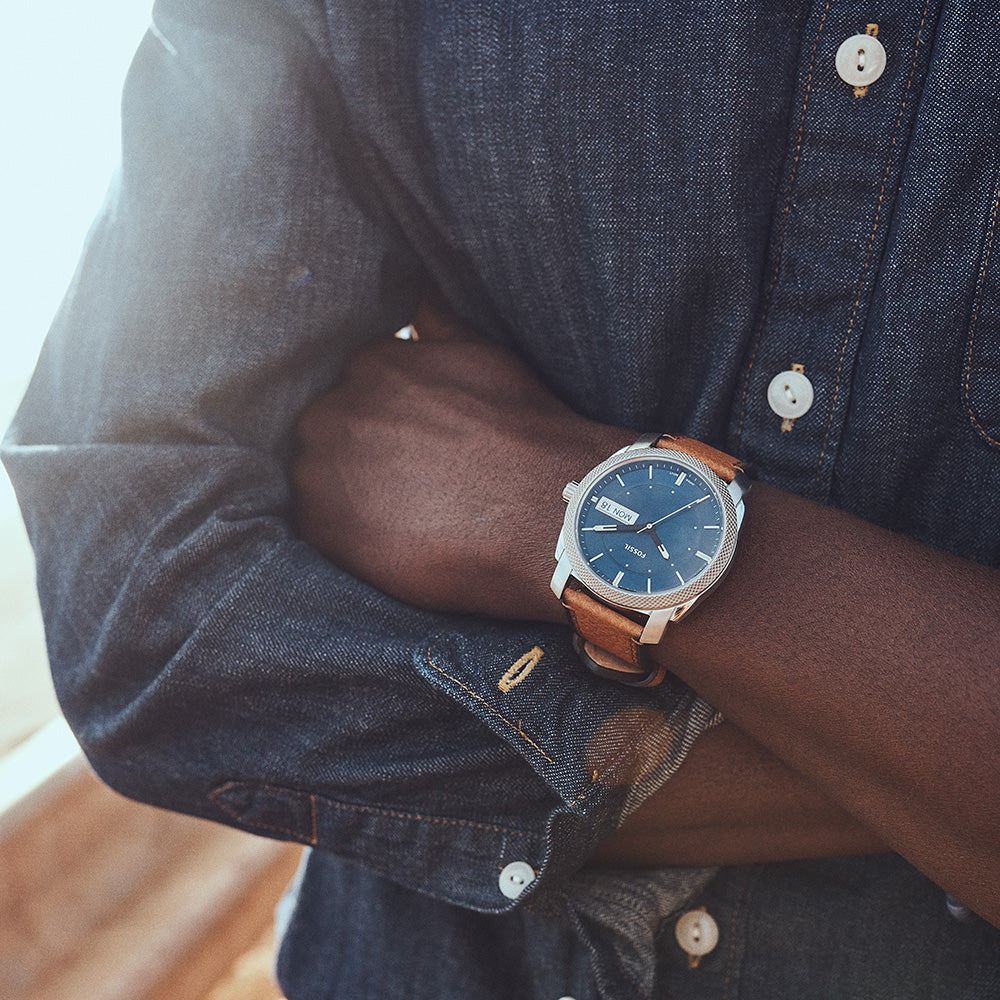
[[2, 763, 301, 1000]]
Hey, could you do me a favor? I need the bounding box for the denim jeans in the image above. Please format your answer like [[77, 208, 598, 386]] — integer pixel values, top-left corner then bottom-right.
[[4, 0, 999, 997]]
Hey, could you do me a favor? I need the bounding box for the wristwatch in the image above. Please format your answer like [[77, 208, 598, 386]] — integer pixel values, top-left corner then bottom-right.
[[550, 433, 750, 686]]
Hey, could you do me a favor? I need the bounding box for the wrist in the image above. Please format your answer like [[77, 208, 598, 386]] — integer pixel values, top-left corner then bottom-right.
[[504, 421, 636, 624]]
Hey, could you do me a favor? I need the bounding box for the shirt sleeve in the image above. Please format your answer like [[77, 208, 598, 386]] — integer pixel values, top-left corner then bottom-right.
[[1, 0, 719, 914]]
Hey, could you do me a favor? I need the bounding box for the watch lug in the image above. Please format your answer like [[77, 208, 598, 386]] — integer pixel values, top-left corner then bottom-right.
[[669, 597, 701, 623], [639, 608, 674, 644], [550, 552, 573, 599], [630, 432, 660, 449], [729, 470, 752, 504]]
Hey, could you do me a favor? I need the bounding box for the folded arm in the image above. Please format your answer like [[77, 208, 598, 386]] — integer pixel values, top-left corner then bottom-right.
[[293, 308, 1000, 924]]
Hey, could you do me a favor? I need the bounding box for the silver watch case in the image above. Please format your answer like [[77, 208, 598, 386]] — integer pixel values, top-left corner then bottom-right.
[[551, 438, 748, 645]]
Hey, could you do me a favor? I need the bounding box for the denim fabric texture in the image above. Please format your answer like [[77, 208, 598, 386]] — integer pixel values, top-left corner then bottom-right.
[[3, 0, 1000, 997]]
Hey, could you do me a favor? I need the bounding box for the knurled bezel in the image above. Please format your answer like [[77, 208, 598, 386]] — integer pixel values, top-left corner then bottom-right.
[[561, 447, 741, 614]]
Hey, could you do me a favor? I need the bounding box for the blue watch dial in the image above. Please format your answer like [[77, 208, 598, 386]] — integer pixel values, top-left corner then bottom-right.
[[575, 458, 725, 594]]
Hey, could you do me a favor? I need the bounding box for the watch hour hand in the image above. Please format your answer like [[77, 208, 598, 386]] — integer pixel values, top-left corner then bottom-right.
[[647, 525, 670, 560]]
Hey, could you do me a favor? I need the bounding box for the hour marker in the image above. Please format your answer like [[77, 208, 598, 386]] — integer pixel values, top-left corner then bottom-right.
[[616, 474, 626, 487], [647, 578, 652, 593], [613, 571, 625, 586], [675, 570, 685, 585], [648, 465, 653, 480], [703, 524, 721, 530], [591, 496, 599, 502], [588, 553, 605, 562], [675, 472, 687, 486], [695, 550, 712, 563]]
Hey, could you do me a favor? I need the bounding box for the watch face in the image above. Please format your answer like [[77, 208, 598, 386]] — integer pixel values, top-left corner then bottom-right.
[[574, 457, 726, 596]]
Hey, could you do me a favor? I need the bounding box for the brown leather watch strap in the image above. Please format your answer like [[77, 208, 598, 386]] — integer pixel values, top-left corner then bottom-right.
[[563, 583, 669, 687], [562, 580, 644, 666], [654, 434, 745, 483]]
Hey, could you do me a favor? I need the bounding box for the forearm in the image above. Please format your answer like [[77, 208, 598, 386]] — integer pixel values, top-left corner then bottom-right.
[[292, 328, 1000, 922], [646, 481, 1000, 922], [589, 721, 887, 868]]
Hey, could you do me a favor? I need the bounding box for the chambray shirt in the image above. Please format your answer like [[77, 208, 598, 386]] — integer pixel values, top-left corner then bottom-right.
[[4, 1, 1000, 997]]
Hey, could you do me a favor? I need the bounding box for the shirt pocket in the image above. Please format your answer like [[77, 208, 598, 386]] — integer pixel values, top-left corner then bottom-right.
[[964, 180, 1000, 450]]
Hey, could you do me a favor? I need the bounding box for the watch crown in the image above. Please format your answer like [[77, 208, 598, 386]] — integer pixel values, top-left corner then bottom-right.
[[562, 480, 580, 503]]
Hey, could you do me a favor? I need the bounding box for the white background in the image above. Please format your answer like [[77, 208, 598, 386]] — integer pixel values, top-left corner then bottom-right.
[[1, 3, 154, 753]]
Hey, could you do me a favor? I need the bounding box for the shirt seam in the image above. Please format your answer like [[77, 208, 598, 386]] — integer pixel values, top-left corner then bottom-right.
[[964, 177, 1000, 448], [736, 0, 831, 444], [814, 0, 933, 481], [210, 780, 545, 843]]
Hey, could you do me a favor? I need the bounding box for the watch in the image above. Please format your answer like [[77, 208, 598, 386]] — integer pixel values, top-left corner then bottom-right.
[[550, 433, 750, 686]]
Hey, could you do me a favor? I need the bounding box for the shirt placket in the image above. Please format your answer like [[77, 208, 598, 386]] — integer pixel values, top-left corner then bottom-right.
[[729, 0, 941, 500]]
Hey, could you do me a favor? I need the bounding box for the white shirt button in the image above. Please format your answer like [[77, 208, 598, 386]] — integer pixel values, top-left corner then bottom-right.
[[498, 861, 536, 899], [767, 369, 814, 419], [836, 33, 887, 88], [675, 908, 720, 961]]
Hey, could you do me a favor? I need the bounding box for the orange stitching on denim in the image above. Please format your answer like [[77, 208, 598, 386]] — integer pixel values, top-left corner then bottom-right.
[[321, 799, 543, 839], [210, 781, 543, 842], [964, 181, 1000, 447], [566, 711, 672, 809], [425, 649, 554, 762], [499, 646, 544, 693], [736, 2, 830, 444], [815, 1, 932, 482], [853, 22, 881, 98]]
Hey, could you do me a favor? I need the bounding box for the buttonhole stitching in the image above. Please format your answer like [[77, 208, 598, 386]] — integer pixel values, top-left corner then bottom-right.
[[499, 646, 545, 693], [425, 648, 554, 762]]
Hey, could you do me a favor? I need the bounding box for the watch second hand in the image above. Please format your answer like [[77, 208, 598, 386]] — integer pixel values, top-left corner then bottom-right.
[[638, 494, 709, 532]]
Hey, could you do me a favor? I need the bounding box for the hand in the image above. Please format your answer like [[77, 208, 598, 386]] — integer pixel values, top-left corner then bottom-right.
[[291, 301, 633, 619]]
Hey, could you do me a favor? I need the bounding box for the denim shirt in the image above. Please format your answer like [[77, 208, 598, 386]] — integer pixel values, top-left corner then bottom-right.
[[4, 1, 1000, 998]]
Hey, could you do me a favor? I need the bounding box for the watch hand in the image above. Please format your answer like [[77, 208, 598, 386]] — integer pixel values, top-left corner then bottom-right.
[[647, 527, 670, 560], [638, 494, 709, 531], [582, 522, 644, 532]]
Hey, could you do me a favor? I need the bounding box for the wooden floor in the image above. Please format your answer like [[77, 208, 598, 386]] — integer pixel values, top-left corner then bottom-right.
[[2, 760, 301, 1000]]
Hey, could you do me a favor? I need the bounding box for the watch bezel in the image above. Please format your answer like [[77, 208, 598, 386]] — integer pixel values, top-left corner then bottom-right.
[[560, 447, 740, 614]]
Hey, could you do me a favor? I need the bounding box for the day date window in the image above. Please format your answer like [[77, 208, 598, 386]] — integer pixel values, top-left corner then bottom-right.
[[596, 496, 639, 525]]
